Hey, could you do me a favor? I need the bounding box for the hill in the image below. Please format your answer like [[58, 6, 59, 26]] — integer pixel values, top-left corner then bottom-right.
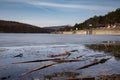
[[0, 20, 52, 33], [44, 25, 72, 31], [74, 8, 120, 30]]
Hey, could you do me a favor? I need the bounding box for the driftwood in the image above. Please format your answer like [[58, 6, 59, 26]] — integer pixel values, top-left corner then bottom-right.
[[20, 59, 81, 76], [12, 58, 62, 64], [13, 58, 81, 64], [48, 50, 78, 57], [53, 59, 81, 63], [21, 62, 59, 76], [76, 58, 111, 70]]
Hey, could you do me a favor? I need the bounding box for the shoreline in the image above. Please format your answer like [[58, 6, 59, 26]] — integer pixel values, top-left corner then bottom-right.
[[54, 28, 120, 35]]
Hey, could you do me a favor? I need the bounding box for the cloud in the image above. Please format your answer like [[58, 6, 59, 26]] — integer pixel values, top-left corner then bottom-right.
[[1, 0, 115, 11], [28, 1, 114, 11]]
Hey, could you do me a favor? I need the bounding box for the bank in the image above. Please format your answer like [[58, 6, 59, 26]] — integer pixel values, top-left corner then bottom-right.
[[55, 27, 120, 35]]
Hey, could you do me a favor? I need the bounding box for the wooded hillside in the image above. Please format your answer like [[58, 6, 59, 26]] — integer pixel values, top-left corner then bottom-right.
[[74, 8, 120, 30], [0, 20, 52, 33]]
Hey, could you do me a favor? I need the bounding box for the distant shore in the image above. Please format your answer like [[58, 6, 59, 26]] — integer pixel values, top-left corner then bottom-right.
[[54, 27, 120, 35]]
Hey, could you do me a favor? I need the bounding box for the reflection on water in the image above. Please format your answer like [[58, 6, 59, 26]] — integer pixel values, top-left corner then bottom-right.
[[86, 44, 120, 60]]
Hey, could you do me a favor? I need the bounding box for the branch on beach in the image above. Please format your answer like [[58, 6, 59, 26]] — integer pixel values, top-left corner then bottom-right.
[[76, 57, 111, 70]]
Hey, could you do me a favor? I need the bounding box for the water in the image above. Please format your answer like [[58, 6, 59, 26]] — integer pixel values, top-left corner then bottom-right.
[[0, 34, 120, 80]]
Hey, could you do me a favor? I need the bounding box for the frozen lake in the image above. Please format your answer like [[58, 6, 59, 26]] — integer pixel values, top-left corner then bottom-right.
[[0, 34, 120, 80], [0, 33, 120, 47]]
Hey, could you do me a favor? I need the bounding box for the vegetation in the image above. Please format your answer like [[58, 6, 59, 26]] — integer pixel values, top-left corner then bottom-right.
[[86, 44, 120, 60], [0, 20, 52, 33], [74, 8, 120, 30]]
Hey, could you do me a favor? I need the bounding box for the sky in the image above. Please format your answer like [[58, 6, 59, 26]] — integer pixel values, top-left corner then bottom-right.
[[0, 0, 120, 27]]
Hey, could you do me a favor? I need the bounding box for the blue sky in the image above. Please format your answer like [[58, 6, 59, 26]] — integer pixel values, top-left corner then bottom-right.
[[0, 0, 120, 27]]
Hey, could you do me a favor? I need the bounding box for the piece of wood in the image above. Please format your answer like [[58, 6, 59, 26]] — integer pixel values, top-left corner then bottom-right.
[[21, 62, 59, 76], [53, 59, 81, 63], [12, 58, 62, 64], [20, 59, 81, 76], [13, 58, 81, 64], [76, 58, 111, 70]]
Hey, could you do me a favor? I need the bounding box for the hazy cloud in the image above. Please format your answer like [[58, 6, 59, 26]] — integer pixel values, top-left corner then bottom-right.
[[1, 0, 115, 11], [28, 1, 114, 11]]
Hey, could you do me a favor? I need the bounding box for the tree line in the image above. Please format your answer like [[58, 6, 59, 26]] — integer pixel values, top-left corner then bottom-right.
[[0, 20, 52, 33], [74, 8, 120, 30]]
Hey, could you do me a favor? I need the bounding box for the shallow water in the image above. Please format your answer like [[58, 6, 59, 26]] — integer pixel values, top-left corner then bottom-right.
[[0, 34, 120, 80]]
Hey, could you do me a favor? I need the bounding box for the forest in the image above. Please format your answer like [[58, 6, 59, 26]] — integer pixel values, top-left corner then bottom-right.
[[74, 8, 120, 30], [0, 20, 52, 33]]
